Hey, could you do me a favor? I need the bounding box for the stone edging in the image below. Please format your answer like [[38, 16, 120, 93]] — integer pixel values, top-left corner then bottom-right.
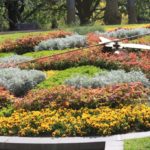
[[0, 131, 149, 150]]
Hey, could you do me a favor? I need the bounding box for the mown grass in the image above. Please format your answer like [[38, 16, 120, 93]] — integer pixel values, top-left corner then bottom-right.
[[124, 137, 150, 150], [37, 65, 105, 89], [0, 30, 56, 43]]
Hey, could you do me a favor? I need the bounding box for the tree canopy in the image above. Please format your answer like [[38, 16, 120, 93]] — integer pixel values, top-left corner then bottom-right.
[[0, 0, 149, 31]]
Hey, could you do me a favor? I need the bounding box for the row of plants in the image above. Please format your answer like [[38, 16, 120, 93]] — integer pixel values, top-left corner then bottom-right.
[[35, 34, 87, 51], [0, 105, 149, 137], [14, 82, 150, 110], [0, 30, 71, 54], [97, 27, 150, 38], [65, 70, 149, 88], [0, 66, 103, 97], [19, 48, 150, 79], [1, 26, 149, 55]]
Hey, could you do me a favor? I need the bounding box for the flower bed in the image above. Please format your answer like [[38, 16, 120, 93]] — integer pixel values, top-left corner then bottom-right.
[[0, 31, 72, 54], [0, 105, 149, 137], [37, 66, 103, 89], [0, 27, 150, 138], [0, 87, 13, 109], [131, 36, 150, 45], [19, 48, 150, 79], [14, 82, 149, 110]]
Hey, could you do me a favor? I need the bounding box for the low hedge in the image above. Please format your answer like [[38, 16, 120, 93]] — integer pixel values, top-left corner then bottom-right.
[[15, 82, 150, 110], [0, 105, 149, 137]]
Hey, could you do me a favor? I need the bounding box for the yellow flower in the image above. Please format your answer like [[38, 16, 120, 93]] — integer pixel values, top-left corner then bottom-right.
[[45, 70, 56, 78]]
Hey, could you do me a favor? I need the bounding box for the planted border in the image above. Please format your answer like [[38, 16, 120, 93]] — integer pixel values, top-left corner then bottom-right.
[[0, 105, 149, 137], [0, 31, 72, 54], [19, 48, 150, 79], [14, 82, 150, 110]]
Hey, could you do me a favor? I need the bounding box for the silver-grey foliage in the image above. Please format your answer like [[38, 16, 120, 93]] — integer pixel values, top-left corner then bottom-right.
[[65, 70, 150, 88], [0, 68, 46, 96], [97, 28, 150, 38], [0, 55, 32, 68], [34, 34, 87, 51]]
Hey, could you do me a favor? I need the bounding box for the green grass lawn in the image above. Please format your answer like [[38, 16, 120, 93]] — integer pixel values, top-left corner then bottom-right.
[[124, 137, 150, 150], [0, 30, 56, 43]]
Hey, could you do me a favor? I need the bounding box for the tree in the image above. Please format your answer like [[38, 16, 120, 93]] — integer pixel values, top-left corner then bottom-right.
[[66, 0, 75, 24], [76, 0, 101, 25], [136, 0, 150, 23], [104, 0, 121, 25], [1, 0, 65, 30], [127, 0, 137, 24], [4, 0, 25, 30]]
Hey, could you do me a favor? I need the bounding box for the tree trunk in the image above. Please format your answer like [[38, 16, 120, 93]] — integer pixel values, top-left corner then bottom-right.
[[104, 0, 121, 25], [127, 0, 137, 24], [5, 1, 19, 30], [5, 0, 25, 31], [66, 0, 75, 24], [76, 0, 101, 25], [51, 18, 58, 29]]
